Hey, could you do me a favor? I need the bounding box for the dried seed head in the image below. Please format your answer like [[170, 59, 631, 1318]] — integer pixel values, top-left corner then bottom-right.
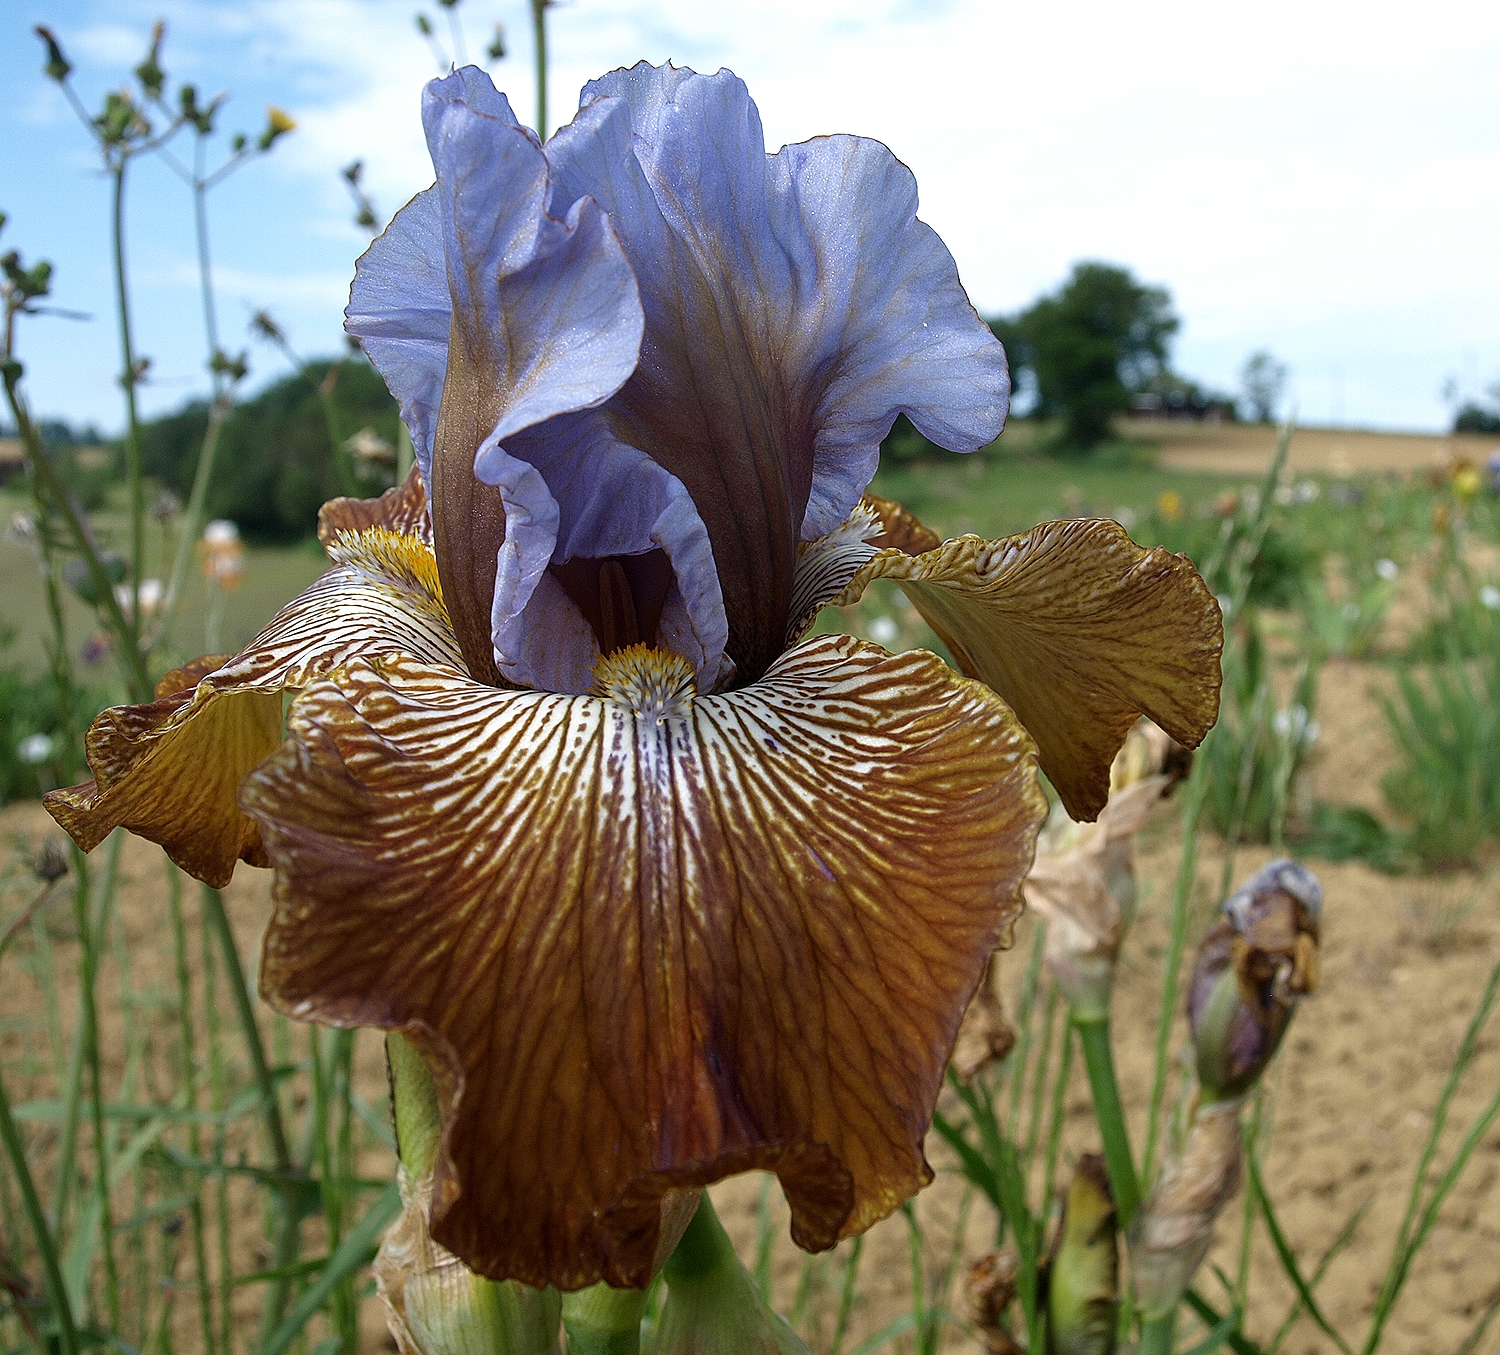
[[965, 1248, 1023, 1355], [33, 836, 70, 882]]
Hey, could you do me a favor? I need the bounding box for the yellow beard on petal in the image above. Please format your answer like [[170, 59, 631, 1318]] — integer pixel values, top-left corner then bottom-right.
[[591, 643, 697, 720], [326, 526, 449, 632]]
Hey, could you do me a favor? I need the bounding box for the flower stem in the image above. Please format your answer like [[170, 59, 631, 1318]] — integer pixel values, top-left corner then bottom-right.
[[1139, 1311, 1176, 1355], [73, 836, 123, 1330], [110, 158, 146, 641], [1075, 1014, 1140, 1228], [0, 1067, 80, 1355], [531, 0, 549, 137], [560, 1282, 649, 1354], [199, 884, 304, 1341]]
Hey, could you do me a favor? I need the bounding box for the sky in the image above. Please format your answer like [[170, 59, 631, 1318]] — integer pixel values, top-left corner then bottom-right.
[[3, 0, 1498, 436]]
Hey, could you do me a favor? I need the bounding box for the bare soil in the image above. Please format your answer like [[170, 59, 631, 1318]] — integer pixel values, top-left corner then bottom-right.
[[1138, 419, 1499, 480]]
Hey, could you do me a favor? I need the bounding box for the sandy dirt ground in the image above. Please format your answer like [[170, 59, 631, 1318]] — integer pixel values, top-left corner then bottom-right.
[[2, 650, 1498, 1354], [1137, 419, 1500, 480]]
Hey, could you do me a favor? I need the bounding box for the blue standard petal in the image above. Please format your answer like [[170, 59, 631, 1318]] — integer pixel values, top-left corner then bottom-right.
[[544, 62, 1009, 681]]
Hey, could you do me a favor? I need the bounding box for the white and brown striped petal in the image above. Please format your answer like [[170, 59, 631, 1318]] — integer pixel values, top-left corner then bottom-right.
[[831, 497, 1223, 821], [240, 634, 1045, 1290], [45, 526, 462, 886]]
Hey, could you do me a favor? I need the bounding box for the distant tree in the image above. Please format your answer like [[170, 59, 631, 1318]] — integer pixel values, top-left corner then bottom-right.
[[138, 359, 400, 538], [1453, 382, 1500, 434], [1003, 262, 1178, 452], [1240, 350, 1289, 423]]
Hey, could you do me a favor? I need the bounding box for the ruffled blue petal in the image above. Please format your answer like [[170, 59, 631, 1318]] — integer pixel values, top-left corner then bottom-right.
[[543, 63, 1008, 679], [767, 134, 1011, 535], [347, 68, 729, 693]]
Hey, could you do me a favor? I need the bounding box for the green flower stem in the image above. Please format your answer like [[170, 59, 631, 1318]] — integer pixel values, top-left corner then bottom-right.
[[1075, 1015, 1140, 1229], [531, 0, 550, 138], [164, 863, 218, 1355], [0, 1067, 81, 1355], [560, 1282, 649, 1355], [110, 158, 146, 636], [199, 884, 303, 1342], [73, 836, 122, 1330], [1143, 750, 1214, 1187], [1139, 1311, 1176, 1355]]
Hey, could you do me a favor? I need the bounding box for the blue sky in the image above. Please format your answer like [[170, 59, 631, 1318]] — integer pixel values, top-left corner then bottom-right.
[[4, 0, 1498, 435]]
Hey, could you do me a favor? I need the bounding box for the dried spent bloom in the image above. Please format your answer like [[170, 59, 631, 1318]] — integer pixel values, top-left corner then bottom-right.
[[1130, 1099, 1243, 1323], [1041, 1155, 1118, 1355], [1188, 858, 1321, 1103], [46, 64, 1222, 1290], [1022, 721, 1177, 1019], [951, 954, 1016, 1082], [33, 837, 71, 883], [1133, 859, 1322, 1320], [965, 1249, 1022, 1355], [378, 1173, 563, 1355]]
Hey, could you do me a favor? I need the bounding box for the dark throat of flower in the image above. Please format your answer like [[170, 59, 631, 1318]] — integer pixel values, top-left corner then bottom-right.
[[551, 550, 674, 655]]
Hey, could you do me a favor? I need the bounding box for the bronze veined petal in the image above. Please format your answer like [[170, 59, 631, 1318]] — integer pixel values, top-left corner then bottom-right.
[[45, 527, 462, 886], [240, 634, 1046, 1290], [318, 465, 433, 548], [835, 501, 1223, 821]]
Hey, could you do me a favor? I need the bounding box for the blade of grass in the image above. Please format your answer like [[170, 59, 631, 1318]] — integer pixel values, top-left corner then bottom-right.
[[827, 1235, 864, 1355], [0, 1065, 81, 1355], [200, 883, 305, 1344], [258, 1181, 400, 1355], [1143, 743, 1214, 1188], [1023, 985, 1059, 1173], [1362, 959, 1500, 1354], [1006, 922, 1048, 1139], [1184, 1290, 1266, 1355], [1451, 1286, 1500, 1355], [1041, 1020, 1074, 1215], [1178, 1304, 1242, 1355], [1370, 1067, 1500, 1351], [1246, 1152, 1353, 1355], [753, 1172, 775, 1301], [1266, 1197, 1372, 1355]]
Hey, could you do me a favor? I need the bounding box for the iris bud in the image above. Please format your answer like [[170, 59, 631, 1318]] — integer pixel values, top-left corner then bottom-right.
[[1042, 1155, 1118, 1355], [1131, 860, 1321, 1321], [1188, 859, 1320, 1103], [651, 1197, 813, 1355]]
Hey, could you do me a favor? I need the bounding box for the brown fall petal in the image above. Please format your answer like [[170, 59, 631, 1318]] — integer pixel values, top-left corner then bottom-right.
[[832, 501, 1224, 821], [44, 517, 460, 886], [240, 635, 1044, 1289]]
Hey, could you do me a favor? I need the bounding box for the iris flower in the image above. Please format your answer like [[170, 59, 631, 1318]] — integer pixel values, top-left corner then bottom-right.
[[46, 64, 1221, 1291]]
